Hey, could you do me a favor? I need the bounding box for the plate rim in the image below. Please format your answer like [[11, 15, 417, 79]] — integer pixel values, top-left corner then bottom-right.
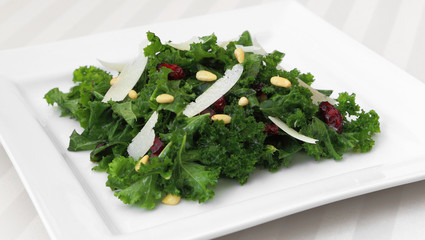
[[1, 1, 425, 239]]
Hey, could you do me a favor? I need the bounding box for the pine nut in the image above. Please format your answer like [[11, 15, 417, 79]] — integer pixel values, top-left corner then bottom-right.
[[110, 77, 118, 85], [211, 114, 231, 124], [196, 70, 217, 82], [234, 48, 245, 63], [135, 155, 149, 171], [270, 76, 291, 88], [162, 193, 181, 205], [156, 93, 174, 103], [128, 89, 138, 100], [238, 96, 249, 106]]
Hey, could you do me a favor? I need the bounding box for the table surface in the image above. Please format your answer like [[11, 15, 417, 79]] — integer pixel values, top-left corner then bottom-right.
[[1, 0, 425, 239]]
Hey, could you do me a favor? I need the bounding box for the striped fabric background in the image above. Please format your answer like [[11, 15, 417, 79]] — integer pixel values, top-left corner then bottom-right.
[[0, 0, 424, 239]]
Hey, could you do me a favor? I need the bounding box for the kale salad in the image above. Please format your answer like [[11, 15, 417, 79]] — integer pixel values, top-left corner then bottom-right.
[[44, 31, 380, 209]]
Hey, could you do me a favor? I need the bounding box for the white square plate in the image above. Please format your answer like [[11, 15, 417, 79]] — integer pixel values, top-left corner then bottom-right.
[[1, 1, 425, 239]]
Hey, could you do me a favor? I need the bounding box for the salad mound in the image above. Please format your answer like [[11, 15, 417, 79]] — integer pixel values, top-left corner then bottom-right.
[[44, 31, 380, 209]]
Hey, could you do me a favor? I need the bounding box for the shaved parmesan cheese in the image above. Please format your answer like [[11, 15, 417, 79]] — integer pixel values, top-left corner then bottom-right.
[[268, 116, 318, 144], [166, 36, 201, 51], [235, 44, 267, 56], [231, 37, 267, 54], [297, 78, 337, 105], [98, 59, 129, 72], [127, 111, 159, 160], [183, 64, 244, 118], [139, 39, 148, 52], [218, 37, 267, 55], [217, 38, 236, 48], [251, 38, 267, 54], [102, 52, 148, 102], [276, 63, 336, 105]]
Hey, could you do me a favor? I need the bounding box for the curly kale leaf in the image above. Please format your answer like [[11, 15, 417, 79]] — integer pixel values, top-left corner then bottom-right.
[[167, 132, 220, 203], [197, 104, 267, 184], [336, 92, 381, 152], [298, 72, 315, 85], [44, 31, 382, 210], [260, 85, 317, 129], [300, 92, 380, 160], [106, 156, 162, 209], [144, 31, 167, 57], [336, 92, 360, 117], [115, 175, 162, 210], [256, 50, 285, 84], [106, 155, 173, 209], [44, 66, 112, 127], [258, 135, 302, 171], [72, 66, 112, 106], [300, 117, 348, 160], [236, 30, 253, 46], [342, 109, 380, 152], [111, 102, 137, 127], [237, 53, 263, 88]]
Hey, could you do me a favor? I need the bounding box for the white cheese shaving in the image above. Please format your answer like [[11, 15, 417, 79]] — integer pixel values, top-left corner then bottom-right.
[[251, 37, 267, 54], [268, 116, 318, 144], [183, 64, 244, 118], [218, 37, 267, 55], [127, 111, 159, 160], [166, 36, 201, 51], [235, 44, 267, 56], [297, 78, 337, 105], [102, 51, 148, 102], [217, 38, 237, 48], [97, 59, 128, 72], [166, 34, 267, 57], [275, 64, 336, 105]]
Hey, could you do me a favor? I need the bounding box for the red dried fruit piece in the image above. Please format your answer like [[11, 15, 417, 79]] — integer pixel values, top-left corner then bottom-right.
[[157, 63, 185, 80], [319, 101, 344, 133], [253, 82, 265, 96], [150, 137, 165, 157], [200, 107, 216, 118], [258, 93, 268, 103], [263, 123, 280, 135], [212, 95, 226, 112], [95, 142, 106, 149]]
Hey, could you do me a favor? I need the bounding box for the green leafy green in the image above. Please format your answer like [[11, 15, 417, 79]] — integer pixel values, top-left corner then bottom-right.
[[260, 85, 317, 129], [44, 31, 381, 210]]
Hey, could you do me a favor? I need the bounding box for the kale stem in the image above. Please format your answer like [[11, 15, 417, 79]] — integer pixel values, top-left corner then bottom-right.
[[177, 133, 187, 165]]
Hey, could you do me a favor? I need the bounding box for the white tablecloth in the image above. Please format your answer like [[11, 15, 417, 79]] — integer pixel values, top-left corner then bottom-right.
[[1, 0, 425, 239]]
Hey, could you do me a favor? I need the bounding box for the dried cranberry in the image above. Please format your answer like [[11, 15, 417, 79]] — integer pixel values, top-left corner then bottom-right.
[[157, 63, 185, 80], [200, 107, 216, 117], [253, 82, 265, 96], [212, 95, 226, 112], [319, 101, 344, 133], [95, 142, 106, 149], [263, 123, 280, 135], [258, 93, 268, 103], [150, 137, 165, 157]]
